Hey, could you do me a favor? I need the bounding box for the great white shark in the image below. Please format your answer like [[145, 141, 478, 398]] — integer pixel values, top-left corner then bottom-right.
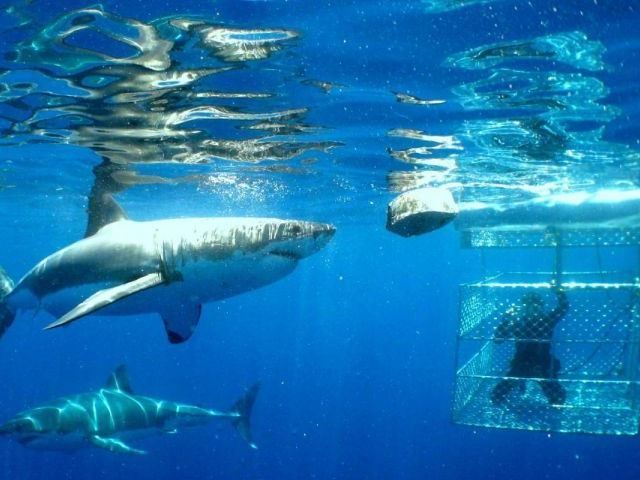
[[0, 365, 259, 454], [0, 198, 335, 343]]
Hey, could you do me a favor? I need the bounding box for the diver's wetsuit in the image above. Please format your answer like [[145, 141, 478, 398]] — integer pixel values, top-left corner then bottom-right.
[[491, 289, 568, 405]]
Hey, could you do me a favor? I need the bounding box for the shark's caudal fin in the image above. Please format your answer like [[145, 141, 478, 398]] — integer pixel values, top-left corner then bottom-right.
[[0, 266, 15, 339], [231, 383, 260, 449]]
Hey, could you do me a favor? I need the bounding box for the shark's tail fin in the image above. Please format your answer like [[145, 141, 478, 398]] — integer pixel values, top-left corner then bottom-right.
[[0, 266, 15, 339], [230, 383, 260, 449]]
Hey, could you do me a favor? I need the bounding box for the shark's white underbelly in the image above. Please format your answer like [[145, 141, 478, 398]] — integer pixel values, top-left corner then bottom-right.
[[26, 253, 297, 320], [22, 432, 87, 452], [21, 426, 168, 452]]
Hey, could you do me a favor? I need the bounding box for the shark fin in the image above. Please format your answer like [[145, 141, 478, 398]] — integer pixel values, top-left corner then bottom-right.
[[85, 193, 128, 238], [161, 303, 202, 344], [89, 435, 146, 455], [231, 383, 260, 449], [44, 272, 167, 330], [0, 265, 16, 340], [105, 365, 134, 394]]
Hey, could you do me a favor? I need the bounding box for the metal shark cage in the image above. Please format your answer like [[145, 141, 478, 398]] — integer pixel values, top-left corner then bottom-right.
[[452, 225, 640, 435]]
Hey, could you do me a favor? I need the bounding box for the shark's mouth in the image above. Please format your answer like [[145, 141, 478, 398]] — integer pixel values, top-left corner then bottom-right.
[[269, 250, 301, 260], [18, 434, 41, 445]]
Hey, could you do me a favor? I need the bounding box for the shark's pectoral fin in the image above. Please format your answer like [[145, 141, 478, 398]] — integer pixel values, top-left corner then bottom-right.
[[89, 435, 147, 455], [44, 273, 167, 330], [161, 303, 202, 344]]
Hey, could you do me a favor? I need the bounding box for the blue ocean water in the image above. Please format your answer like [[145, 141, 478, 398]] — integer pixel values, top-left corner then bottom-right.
[[0, 1, 639, 479]]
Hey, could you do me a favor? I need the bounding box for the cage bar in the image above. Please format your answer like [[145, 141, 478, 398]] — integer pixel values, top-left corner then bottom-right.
[[453, 273, 640, 435], [459, 226, 640, 249]]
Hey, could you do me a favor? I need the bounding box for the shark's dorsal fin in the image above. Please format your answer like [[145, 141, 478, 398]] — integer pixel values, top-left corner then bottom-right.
[[85, 193, 128, 238], [105, 365, 134, 394]]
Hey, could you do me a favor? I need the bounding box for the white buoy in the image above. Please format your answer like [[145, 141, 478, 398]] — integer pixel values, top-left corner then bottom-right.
[[386, 187, 459, 237]]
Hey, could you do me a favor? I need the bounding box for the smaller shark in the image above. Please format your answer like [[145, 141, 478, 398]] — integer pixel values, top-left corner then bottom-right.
[[0, 366, 259, 455]]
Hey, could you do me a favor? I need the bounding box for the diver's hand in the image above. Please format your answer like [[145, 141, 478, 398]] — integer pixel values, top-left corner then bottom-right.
[[548, 279, 569, 321], [550, 279, 565, 293]]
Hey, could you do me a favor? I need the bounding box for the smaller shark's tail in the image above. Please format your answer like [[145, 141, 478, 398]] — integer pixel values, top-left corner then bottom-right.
[[0, 266, 15, 339], [231, 383, 260, 449]]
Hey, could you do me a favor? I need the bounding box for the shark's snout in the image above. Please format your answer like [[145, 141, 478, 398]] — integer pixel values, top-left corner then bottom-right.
[[313, 223, 336, 249], [308, 222, 336, 242], [270, 221, 335, 260], [0, 418, 38, 436]]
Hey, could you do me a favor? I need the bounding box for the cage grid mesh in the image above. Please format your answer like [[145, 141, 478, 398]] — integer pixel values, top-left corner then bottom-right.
[[453, 273, 640, 435], [460, 227, 640, 249]]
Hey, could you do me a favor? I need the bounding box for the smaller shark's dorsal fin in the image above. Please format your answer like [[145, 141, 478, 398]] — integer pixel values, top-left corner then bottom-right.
[[105, 365, 134, 394], [85, 193, 128, 238]]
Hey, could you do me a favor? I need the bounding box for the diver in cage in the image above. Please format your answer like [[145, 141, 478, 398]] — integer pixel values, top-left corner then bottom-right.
[[491, 284, 569, 405]]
